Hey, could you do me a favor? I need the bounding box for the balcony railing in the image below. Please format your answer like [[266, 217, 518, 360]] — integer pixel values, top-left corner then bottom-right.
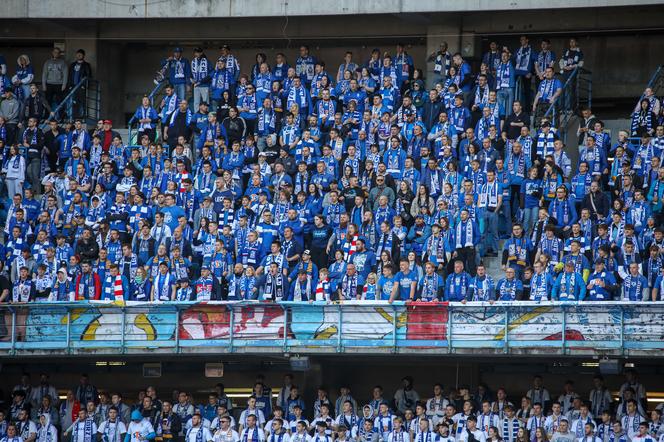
[[0, 301, 662, 357]]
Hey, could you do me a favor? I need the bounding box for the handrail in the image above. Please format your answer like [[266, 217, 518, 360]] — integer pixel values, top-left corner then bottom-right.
[[543, 67, 579, 120], [632, 64, 664, 112], [128, 81, 165, 143], [1, 301, 662, 357], [42, 77, 88, 127], [0, 300, 653, 307]]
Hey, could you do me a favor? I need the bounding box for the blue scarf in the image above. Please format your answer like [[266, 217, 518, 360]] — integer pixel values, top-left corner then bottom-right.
[[449, 273, 469, 301], [508, 151, 526, 178], [623, 275, 644, 301], [242, 428, 260, 442], [540, 237, 561, 264], [472, 277, 493, 301], [73, 418, 95, 442], [455, 220, 474, 248], [559, 272, 579, 300], [341, 274, 358, 300], [550, 198, 572, 225], [288, 86, 308, 109], [502, 418, 519, 442], [575, 416, 592, 438], [498, 278, 518, 301], [632, 110, 652, 135], [515, 46, 532, 71], [497, 63, 512, 88], [530, 273, 549, 301], [536, 131, 556, 158], [169, 108, 193, 127]]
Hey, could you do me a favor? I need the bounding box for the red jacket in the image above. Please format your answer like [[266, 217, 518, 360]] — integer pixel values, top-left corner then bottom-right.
[[75, 272, 101, 300]]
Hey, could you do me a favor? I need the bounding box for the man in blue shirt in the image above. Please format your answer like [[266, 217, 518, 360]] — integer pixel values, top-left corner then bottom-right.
[[532, 67, 562, 126], [389, 259, 417, 302], [160, 47, 191, 104], [160, 194, 186, 231], [445, 260, 472, 301]]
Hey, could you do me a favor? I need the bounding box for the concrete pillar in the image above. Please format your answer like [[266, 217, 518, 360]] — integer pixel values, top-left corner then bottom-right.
[[64, 38, 98, 74], [299, 361, 324, 408], [425, 21, 477, 90], [97, 41, 127, 124]]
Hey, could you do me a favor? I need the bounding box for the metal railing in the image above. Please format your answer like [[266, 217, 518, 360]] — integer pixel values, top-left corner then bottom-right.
[[1, 301, 662, 357], [127, 81, 165, 145], [543, 67, 592, 138], [632, 64, 664, 112], [41, 78, 100, 128]]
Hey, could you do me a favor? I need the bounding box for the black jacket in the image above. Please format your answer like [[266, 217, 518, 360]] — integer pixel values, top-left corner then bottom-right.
[[23, 92, 51, 123], [581, 190, 610, 221], [68, 61, 93, 87], [76, 238, 100, 262], [421, 99, 443, 131]]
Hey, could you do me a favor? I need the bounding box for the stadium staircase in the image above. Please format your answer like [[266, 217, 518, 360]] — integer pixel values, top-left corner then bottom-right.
[[41, 77, 101, 129], [127, 81, 166, 145], [543, 67, 592, 147]]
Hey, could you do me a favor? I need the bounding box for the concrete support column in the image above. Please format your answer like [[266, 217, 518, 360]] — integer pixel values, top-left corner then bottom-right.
[[97, 41, 127, 124], [297, 361, 324, 408], [425, 23, 459, 89], [425, 22, 478, 90], [64, 38, 98, 73]]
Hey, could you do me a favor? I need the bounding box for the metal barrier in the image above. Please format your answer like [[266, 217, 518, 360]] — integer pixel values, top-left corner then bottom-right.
[[42, 78, 100, 128], [127, 81, 165, 144], [543, 67, 592, 136], [0, 301, 662, 357], [632, 64, 664, 112]]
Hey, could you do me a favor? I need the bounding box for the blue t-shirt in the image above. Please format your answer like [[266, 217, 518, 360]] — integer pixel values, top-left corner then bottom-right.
[[160, 206, 186, 230], [393, 270, 417, 300], [378, 275, 396, 300], [520, 179, 542, 209]]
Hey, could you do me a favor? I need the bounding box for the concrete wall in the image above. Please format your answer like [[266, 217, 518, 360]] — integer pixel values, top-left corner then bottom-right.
[[2, 0, 664, 18], [1, 4, 662, 123]]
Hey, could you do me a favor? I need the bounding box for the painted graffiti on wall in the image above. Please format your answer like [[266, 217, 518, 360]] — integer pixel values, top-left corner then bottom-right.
[[4, 301, 662, 349], [23, 305, 176, 342], [179, 304, 285, 340]]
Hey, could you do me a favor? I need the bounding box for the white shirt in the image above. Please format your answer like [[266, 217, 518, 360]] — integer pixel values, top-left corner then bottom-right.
[[70, 420, 97, 442], [240, 410, 266, 429], [126, 420, 155, 442], [240, 428, 266, 442], [212, 417, 237, 432], [185, 419, 211, 431], [425, 398, 449, 425], [265, 422, 291, 438], [17, 421, 37, 440], [266, 432, 291, 442], [458, 429, 486, 442], [476, 414, 499, 438], [289, 432, 311, 442], [388, 430, 411, 442], [622, 414, 645, 439], [186, 426, 213, 442], [410, 418, 433, 437], [213, 428, 239, 442], [98, 420, 127, 442]]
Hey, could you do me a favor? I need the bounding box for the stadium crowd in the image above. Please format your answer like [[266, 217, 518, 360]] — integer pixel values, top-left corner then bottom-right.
[[0, 36, 662, 304], [0, 371, 661, 442]]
